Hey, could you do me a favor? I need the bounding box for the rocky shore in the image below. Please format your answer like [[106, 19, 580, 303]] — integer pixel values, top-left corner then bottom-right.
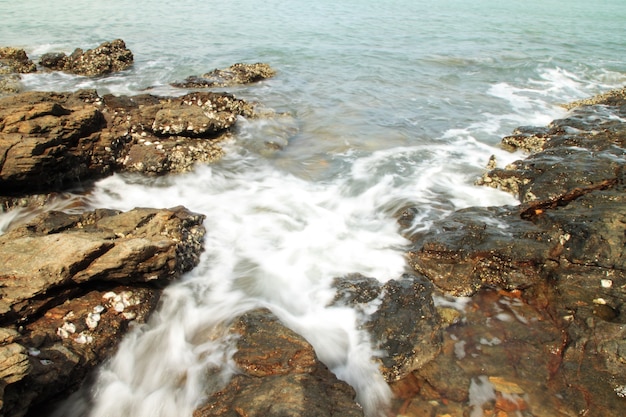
[[1, 41, 625, 417]]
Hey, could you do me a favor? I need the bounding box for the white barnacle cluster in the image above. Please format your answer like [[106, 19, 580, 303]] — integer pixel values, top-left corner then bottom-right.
[[56, 311, 77, 339], [55, 310, 95, 345], [614, 385, 626, 398], [102, 290, 139, 320], [85, 305, 105, 330]]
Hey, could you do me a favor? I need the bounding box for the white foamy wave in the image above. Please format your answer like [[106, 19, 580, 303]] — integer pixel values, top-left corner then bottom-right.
[[77, 152, 411, 417], [348, 142, 519, 234]]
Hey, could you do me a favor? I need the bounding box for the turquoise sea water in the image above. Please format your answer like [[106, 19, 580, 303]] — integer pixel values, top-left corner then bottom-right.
[[2, 1, 626, 416]]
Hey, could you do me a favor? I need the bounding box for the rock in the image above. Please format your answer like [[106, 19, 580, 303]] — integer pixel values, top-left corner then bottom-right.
[[332, 274, 441, 382], [0, 90, 111, 194], [406, 205, 554, 296], [477, 95, 626, 203], [0, 47, 35, 98], [0, 89, 256, 195], [39, 39, 133, 76], [0, 206, 204, 416], [172, 63, 276, 88], [2, 286, 160, 417], [193, 308, 364, 417], [0, 206, 205, 321], [0, 48, 36, 74], [396, 87, 626, 416], [0, 74, 22, 97], [108, 91, 254, 174]]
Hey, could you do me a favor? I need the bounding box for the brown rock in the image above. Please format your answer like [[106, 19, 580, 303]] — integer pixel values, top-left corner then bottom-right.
[[194, 308, 364, 417], [0, 48, 36, 74], [0, 205, 204, 416], [0, 206, 205, 322], [0, 89, 257, 194], [0, 90, 110, 193], [172, 63, 276, 88], [332, 274, 441, 382], [2, 286, 160, 417], [39, 39, 133, 76]]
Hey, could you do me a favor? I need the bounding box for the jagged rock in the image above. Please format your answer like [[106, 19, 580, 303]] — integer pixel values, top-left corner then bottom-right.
[[39, 39, 133, 76], [0, 90, 112, 193], [0, 74, 22, 97], [0, 47, 36, 97], [0, 206, 205, 321], [193, 308, 364, 417], [172, 63, 276, 88], [0, 48, 36, 74], [406, 205, 555, 296], [397, 87, 626, 416], [2, 286, 160, 417], [0, 206, 204, 416], [477, 94, 626, 203], [0, 90, 257, 194]]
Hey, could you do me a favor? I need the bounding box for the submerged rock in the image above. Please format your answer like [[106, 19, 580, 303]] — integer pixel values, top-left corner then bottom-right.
[[0, 206, 205, 416], [193, 308, 364, 417], [172, 63, 276, 88], [39, 39, 133, 76]]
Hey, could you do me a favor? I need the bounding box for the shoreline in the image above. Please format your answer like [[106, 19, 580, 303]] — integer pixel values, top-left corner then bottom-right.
[[2, 41, 626, 416]]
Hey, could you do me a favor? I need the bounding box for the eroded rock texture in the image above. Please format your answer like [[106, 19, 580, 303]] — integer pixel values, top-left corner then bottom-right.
[[0, 89, 255, 197], [39, 39, 133, 76], [399, 87, 626, 416], [172, 63, 276, 88], [0, 206, 205, 417], [193, 309, 364, 417]]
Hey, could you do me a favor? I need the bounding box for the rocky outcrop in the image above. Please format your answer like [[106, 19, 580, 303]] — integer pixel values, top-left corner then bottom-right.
[[0, 47, 37, 97], [39, 39, 133, 76], [0, 48, 36, 75], [0, 206, 205, 417], [172, 63, 276, 88], [398, 88, 626, 416], [0, 89, 256, 196], [193, 308, 364, 417]]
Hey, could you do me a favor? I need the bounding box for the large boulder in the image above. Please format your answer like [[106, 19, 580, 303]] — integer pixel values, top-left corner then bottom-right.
[[39, 39, 133, 76], [0, 206, 205, 320], [0, 90, 110, 194], [0, 206, 205, 417], [193, 308, 364, 417]]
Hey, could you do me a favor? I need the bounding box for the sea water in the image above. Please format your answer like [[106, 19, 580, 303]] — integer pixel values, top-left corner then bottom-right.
[[1, 0, 626, 416]]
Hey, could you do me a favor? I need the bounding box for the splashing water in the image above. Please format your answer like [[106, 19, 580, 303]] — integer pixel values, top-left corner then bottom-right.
[[45, 140, 515, 417], [2, 0, 624, 415]]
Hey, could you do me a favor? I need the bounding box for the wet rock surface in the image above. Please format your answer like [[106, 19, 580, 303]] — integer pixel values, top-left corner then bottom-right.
[[399, 88, 626, 416], [0, 206, 205, 416], [172, 63, 276, 89], [0, 89, 256, 196], [0, 47, 37, 97], [333, 274, 442, 382], [193, 308, 364, 417], [38, 39, 133, 77]]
